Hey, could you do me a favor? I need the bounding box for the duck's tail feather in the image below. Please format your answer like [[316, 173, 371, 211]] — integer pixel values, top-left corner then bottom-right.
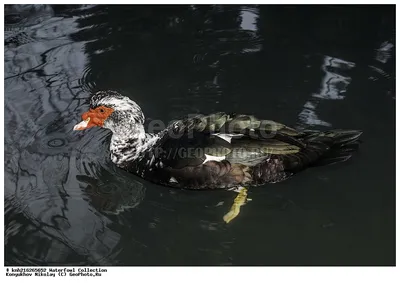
[[304, 130, 363, 166]]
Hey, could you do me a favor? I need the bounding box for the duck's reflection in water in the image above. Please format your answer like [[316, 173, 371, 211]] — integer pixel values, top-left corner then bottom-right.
[[5, 118, 147, 265], [77, 174, 146, 216]]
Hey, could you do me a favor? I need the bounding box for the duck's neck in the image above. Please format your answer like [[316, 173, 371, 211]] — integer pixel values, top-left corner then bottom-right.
[[109, 124, 160, 166]]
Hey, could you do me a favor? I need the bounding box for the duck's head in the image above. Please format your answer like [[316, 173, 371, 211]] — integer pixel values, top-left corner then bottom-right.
[[73, 90, 145, 138]]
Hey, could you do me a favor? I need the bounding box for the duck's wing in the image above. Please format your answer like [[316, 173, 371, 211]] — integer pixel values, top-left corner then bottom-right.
[[157, 112, 306, 166], [150, 113, 308, 189]]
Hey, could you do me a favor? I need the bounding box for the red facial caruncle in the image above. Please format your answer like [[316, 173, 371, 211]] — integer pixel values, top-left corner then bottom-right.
[[73, 106, 114, 130]]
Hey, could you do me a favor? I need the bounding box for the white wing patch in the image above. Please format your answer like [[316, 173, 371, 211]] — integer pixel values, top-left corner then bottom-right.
[[202, 154, 225, 164], [212, 133, 243, 143]]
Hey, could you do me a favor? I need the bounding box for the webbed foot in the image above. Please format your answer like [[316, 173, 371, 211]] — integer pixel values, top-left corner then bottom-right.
[[223, 186, 248, 224]]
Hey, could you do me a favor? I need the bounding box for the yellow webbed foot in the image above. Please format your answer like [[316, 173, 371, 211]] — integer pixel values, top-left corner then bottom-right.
[[223, 187, 248, 224]]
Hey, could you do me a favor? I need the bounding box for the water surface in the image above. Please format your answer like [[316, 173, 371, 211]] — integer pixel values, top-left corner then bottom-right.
[[4, 5, 395, 265]]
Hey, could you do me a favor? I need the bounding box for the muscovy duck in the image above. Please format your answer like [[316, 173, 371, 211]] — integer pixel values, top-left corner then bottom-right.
[[74, 91, 362, 222]]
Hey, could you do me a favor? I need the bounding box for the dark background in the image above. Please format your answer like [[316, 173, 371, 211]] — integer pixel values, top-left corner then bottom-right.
[[5, 5, 395, 265]]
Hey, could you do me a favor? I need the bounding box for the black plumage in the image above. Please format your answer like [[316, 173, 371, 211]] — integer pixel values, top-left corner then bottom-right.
[[116, 112, 362, 189]]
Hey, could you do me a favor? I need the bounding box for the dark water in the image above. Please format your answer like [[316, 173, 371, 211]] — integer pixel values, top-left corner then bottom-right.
[[4, 5, 395, 266]]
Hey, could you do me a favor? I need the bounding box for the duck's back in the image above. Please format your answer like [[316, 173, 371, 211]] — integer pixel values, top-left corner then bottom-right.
[[120, 113, 362, 190]]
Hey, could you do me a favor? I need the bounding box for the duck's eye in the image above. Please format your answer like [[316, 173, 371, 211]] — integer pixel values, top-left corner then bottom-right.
[[99, 108, 104, 113]]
